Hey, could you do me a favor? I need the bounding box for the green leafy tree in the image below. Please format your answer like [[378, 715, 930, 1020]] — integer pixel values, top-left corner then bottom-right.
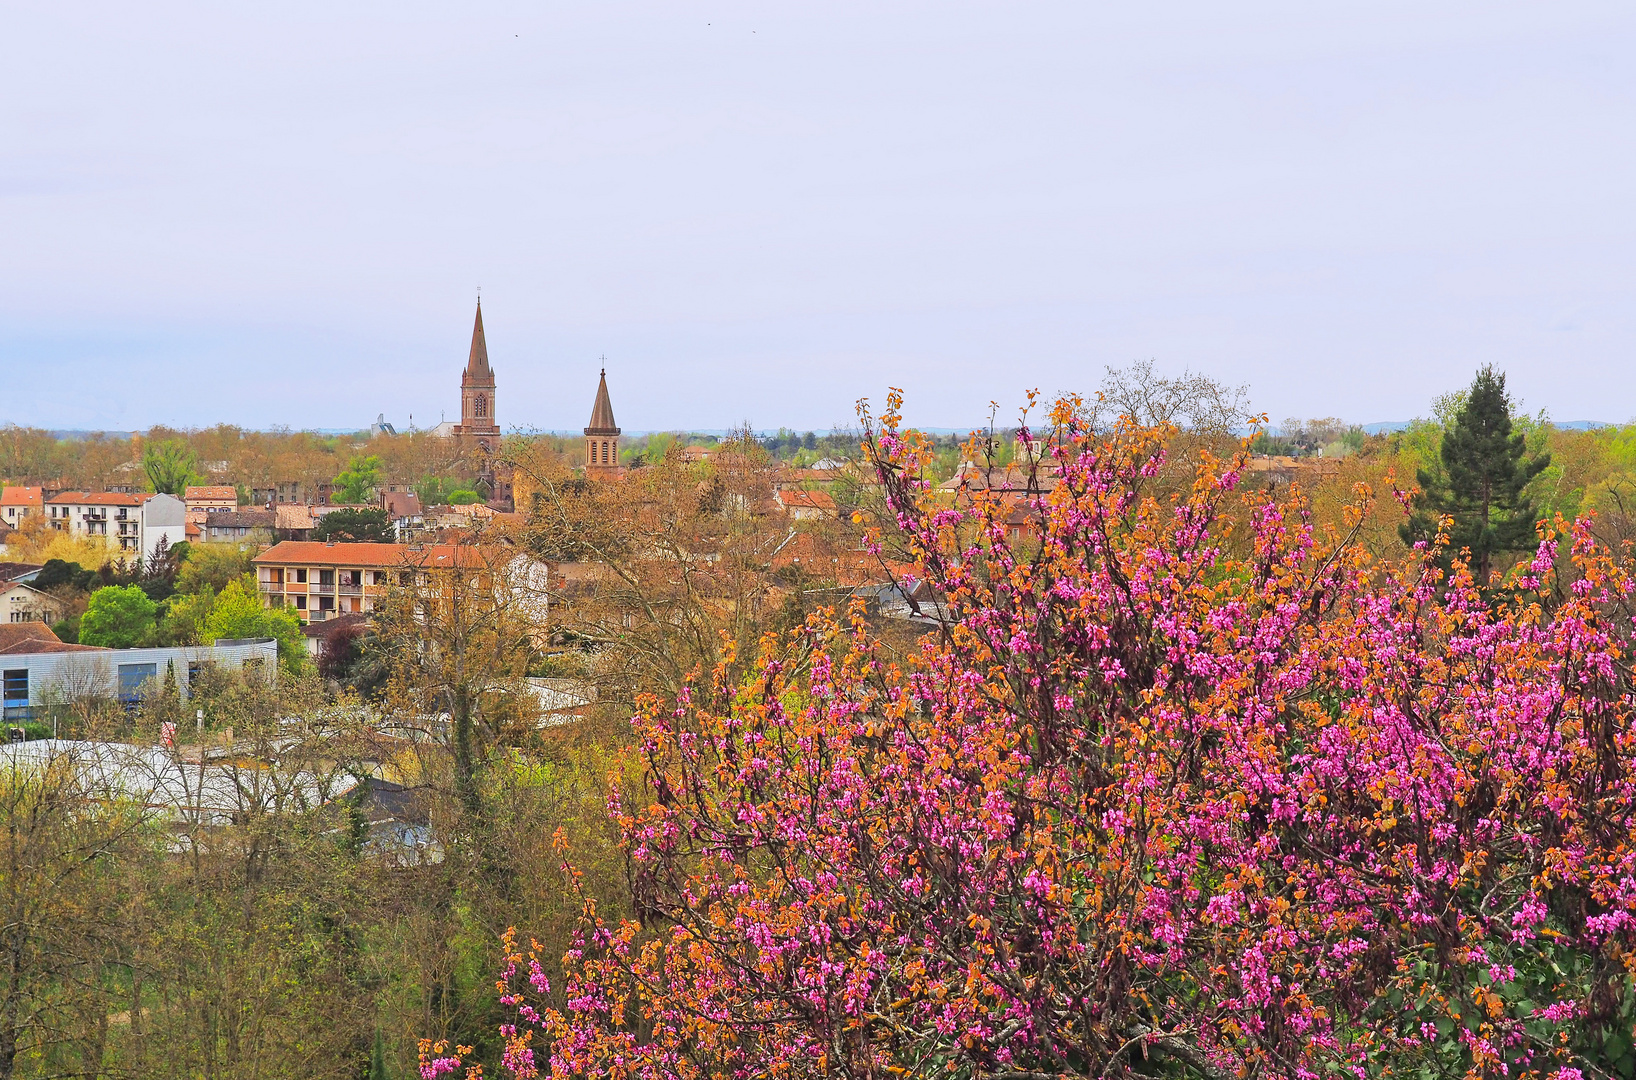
[[79, 584, 158, 648], [33, 559, 97, 593], [175, 544, 254, 595], [142, 439, 202, 495], [312, 506, 393, 542], [202, 577, 306, 669], [331, 455, 382, 504], [1401, 366, 1551, 584], [447, 489, 481, 505], [161, 588, 217, 645]]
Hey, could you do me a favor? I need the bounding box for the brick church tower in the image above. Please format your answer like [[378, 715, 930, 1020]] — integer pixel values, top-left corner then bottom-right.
[[584, 369, 621, 478], [451, 298, 499, 452]]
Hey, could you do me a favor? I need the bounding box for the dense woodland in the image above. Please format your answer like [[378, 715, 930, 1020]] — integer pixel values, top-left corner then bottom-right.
[[6, 365, 1636, 1078]]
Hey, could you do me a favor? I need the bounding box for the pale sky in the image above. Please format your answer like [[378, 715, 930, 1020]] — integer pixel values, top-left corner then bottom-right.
[[2, 2, 1633, 433]]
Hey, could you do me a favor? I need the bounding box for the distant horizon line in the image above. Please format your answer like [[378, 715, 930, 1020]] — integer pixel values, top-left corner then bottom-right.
[[0, 419, 1619, 441]]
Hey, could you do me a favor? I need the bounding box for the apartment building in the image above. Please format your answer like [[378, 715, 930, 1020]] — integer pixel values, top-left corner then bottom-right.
[[0, 487, 44, 529], [39, 492, 184, 560], [46, 492, 148, 551], [252, 541, 490, 623]]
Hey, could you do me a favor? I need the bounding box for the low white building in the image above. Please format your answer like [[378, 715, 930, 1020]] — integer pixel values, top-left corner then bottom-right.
[[0, 638, 279, 722], [0, 738, 358, 829]]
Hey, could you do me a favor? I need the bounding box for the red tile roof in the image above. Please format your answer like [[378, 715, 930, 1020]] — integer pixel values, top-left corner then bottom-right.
[[0, 623, 104, 654], [45, 491, 147, 506], [185, 486, 238, 501], [382, 492, 423, 518], [776, 489, 837, 511], [0, 486, 43, 507], [252, 541, 491, 569]]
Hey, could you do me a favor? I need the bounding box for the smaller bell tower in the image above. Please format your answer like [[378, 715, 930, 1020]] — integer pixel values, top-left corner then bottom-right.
[[584, 368, 621, 476]]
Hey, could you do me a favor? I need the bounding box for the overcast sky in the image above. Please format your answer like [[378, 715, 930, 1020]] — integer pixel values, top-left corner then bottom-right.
[[2, 2, 1633, 433]]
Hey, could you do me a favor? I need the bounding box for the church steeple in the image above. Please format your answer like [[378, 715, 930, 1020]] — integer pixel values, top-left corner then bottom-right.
[[453, 296, 498, 446], [584, 368, 621, 473], [465, 298, 491, 378]]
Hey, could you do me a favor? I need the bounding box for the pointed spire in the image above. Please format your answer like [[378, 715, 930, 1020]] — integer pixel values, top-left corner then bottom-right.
[[585, 369, 620, 434], [464, 297, 491, 379]]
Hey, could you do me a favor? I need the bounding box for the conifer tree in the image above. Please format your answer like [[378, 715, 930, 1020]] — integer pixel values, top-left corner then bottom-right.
[[369, 1030, 391, 1080], [1401, 366, 1550, 584]]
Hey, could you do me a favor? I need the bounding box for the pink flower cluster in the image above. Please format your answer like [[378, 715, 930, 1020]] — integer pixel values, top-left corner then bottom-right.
[[480, 396, 1636, 1078]]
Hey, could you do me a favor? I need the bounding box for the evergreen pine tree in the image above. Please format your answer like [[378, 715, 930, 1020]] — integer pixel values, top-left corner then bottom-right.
[[369, 1030, 390, 1080], [1400, 366, 1550, 585]]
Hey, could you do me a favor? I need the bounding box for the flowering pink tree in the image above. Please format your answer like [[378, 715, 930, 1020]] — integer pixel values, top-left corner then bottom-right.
[[476, 395, 1636, 1078]]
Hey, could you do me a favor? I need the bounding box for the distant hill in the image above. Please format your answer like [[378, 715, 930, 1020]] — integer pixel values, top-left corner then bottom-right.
[[1359, 420, 1611, 435]]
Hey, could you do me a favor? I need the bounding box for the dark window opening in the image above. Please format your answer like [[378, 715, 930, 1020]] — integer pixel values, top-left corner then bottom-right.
[[2, 669, 26, 707], [117, 663, 158, 704]]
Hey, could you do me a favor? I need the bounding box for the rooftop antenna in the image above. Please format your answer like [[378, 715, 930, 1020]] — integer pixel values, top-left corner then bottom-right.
[[599, 352, 607, 374]]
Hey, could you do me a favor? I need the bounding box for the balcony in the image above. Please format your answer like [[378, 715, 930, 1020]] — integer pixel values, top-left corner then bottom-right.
[[337, 583, 362, 596], [310, 582, 335, 595], [258, 579, 284, 593]]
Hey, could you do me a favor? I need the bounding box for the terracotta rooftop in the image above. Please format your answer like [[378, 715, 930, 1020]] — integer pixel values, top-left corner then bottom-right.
[[185, 486, 238, 501], [301, 611, 368, 640], [585, 370, 619, 435], [936, 465, 1059, 494], [776, 489, 838, 511], [382, 492, 423, 518], [274, 504, 316, 530], [253, 541, 491, 569], [45, 491, 148, 506], [0, 623, 104, 655], [0, 486, 43, 507]]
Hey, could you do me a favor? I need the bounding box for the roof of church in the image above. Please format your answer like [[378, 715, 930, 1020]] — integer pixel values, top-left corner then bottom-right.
[[584, 370, 620, 435], [463, 300, 492, 383]]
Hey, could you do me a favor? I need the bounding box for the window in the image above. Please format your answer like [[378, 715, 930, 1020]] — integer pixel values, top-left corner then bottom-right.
[[372, 570, 386, 585], [117, 663, 158, 704], [2, 669, 26, 708], [294, 568, 308, 584], [319, 569, 334, 587], [318, 596, 334, 611], [474, 393, 487, 418], [294, 595, 307, 610], [399, 571, 414, 586]]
